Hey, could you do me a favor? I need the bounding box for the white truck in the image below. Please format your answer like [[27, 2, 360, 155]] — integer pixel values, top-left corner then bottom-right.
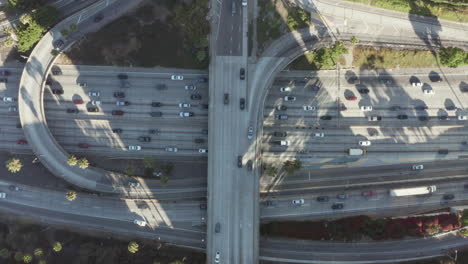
[[349, 149, 366, 156], [389, 186, 436, 197]]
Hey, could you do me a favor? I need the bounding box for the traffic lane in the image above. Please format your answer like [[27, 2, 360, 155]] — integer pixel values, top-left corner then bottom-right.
[[216, 0, 243, 56], [260, 181, 467, 221]]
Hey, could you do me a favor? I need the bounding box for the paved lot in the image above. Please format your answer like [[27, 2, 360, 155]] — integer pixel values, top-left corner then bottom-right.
[[262, 67, 468, 167]]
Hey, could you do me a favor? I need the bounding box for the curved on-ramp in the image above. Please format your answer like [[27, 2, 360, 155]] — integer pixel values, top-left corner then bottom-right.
[[18, 0, 137, 193]]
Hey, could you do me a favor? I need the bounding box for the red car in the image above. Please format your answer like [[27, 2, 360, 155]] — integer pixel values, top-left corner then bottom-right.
[[361, 190, 376, 197], [111, 110, 124, 116], [78, 143, 89, 148], [73, 99, 84, 104], [345, 96, 357, 101], [17, 139, 28, 145]]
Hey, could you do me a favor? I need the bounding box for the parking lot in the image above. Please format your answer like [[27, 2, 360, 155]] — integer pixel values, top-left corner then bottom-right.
[[262, 68, 468, 167]]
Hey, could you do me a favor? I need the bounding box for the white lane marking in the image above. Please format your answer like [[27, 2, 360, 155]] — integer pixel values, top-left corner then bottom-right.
[[77, 14, 83, 24]]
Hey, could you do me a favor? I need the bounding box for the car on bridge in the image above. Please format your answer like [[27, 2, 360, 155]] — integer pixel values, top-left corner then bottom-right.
[[171, 75, 184, 80], [128, 145, 141, 151], [133, 219, 146, 227]]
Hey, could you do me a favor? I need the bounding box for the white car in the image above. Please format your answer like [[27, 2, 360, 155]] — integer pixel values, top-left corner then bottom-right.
[[280, 87, 292, 92], [284, 96, 296, 101], [247, 126, 254, 140], [0, 193, 6, 199], [199, 148, 207, 153], [128, 182, 140, 187], [292, 199, 304, 205], [242, 0, 247, 6], [412, 164, 424, 170], [165, 147, 178, 152], [280, 140, 290, 146], [303, 105, 316, 111], [179, 103, 191, 108], [179, 111, 194, 117], [184, 84, 196, 90], [458, 115, 467, 120], [171, 75, 184, 80], [133, 219, 146, 227], [91, 100, 101, 105], [359, 140, 371, 146], [215, 251, 221, 263], [360, 105, 373, 111], [314, 133, 324, 137], [8, 106, 17, 112], [3, 97, 14, 103], [423, 89, 435, 95], [88, 91, 100, 97], [128, 145, 141, 151]]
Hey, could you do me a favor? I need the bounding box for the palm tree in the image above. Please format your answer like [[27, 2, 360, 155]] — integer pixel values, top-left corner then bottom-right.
[[127, 241, 138, 254], [39, 260, 47, 264], [34, 248, 43, 258], [66, 191, 77, 201], [143, 156, 154, 169], [67, 155, 78, 166], [14, 252, 23, 262], [78, 158, 89, 169], [23, 254, 32, 263], [6, 158, 22, 173], [52, 241, 62, 252], [0, 248, 10, 259]]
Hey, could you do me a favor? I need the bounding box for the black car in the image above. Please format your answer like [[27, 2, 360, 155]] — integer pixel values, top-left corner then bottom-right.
[[45, 78, 52, 85], [52, 89, 64, 95], [274, 131, 287, 137], [199, 204, 207, 210], [8, 185, 20, 191], [237, 155, 242, 168], [66, 108, 79, 114], [439, 115, 449, 120], [87, 107, 99, 112], [418, 116, 430, 121], [247, 160, 253, 171], [136, 201, 149, 209], [112, 128, 122, 134], [0, 70, 10, 76], [316, 196, 329, 202], [397, 114, 408, 120], [138, 136, 151, 142], [0, 78, 8, 83], [151, 102, 162, 107], [191, 94, 202, 100], [94, 13, 104, 22], [156, 84, 167, 90], [379, 78, 393, 84], [202, 129, 208, 135], [150, 111, 162, 117], [148, 129, 159, 134], [446, 105, 456, 111], [415, 105, 428, 111], [358, 88, 369, 94], [443, 194, 455, 200], [276, 105, 287, 111], [117, 74, 128, 80], [113, 92, 125, 98], [53, 39, 64, 49], [194, 138, 205, 144], [52, 70, 61, 75], [200, 104, 209, 109], [331, 203, 344, 210], [390, 106, 401, 111], [112, 110, 124, 116], [438, 149, 449, 154], [320, 115, 332, 120], [240, 98, 245, 110], [240, 68, 245, 80], [224, 93, 229, 104], [309, 85, 320, 91]]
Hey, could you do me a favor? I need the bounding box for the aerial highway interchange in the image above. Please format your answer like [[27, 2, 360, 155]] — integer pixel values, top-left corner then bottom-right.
[[0, 0, 466, 263]]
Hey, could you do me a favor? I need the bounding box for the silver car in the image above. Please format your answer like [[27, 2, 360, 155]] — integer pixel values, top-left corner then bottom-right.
[[165, 147, 178, 152], [171, 75, 184, 80], [128, 145, 141, 151], [247, 126, 254, 140], [88, 91, 100, 97]]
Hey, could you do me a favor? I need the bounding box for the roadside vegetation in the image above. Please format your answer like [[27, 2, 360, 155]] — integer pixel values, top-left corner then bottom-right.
[[344, 0, 468, 22], [257, 0, 311, 54], [289, 41, 348, 70], [353, 46, 468, 69], [0, 218, 204, 263], [262, 213, 462, 241], [4, 0, 59, 53], [62, 0, 209, 69]]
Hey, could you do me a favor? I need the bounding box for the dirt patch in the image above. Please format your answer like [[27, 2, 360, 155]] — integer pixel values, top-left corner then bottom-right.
[[58, 0, 209, 69]]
